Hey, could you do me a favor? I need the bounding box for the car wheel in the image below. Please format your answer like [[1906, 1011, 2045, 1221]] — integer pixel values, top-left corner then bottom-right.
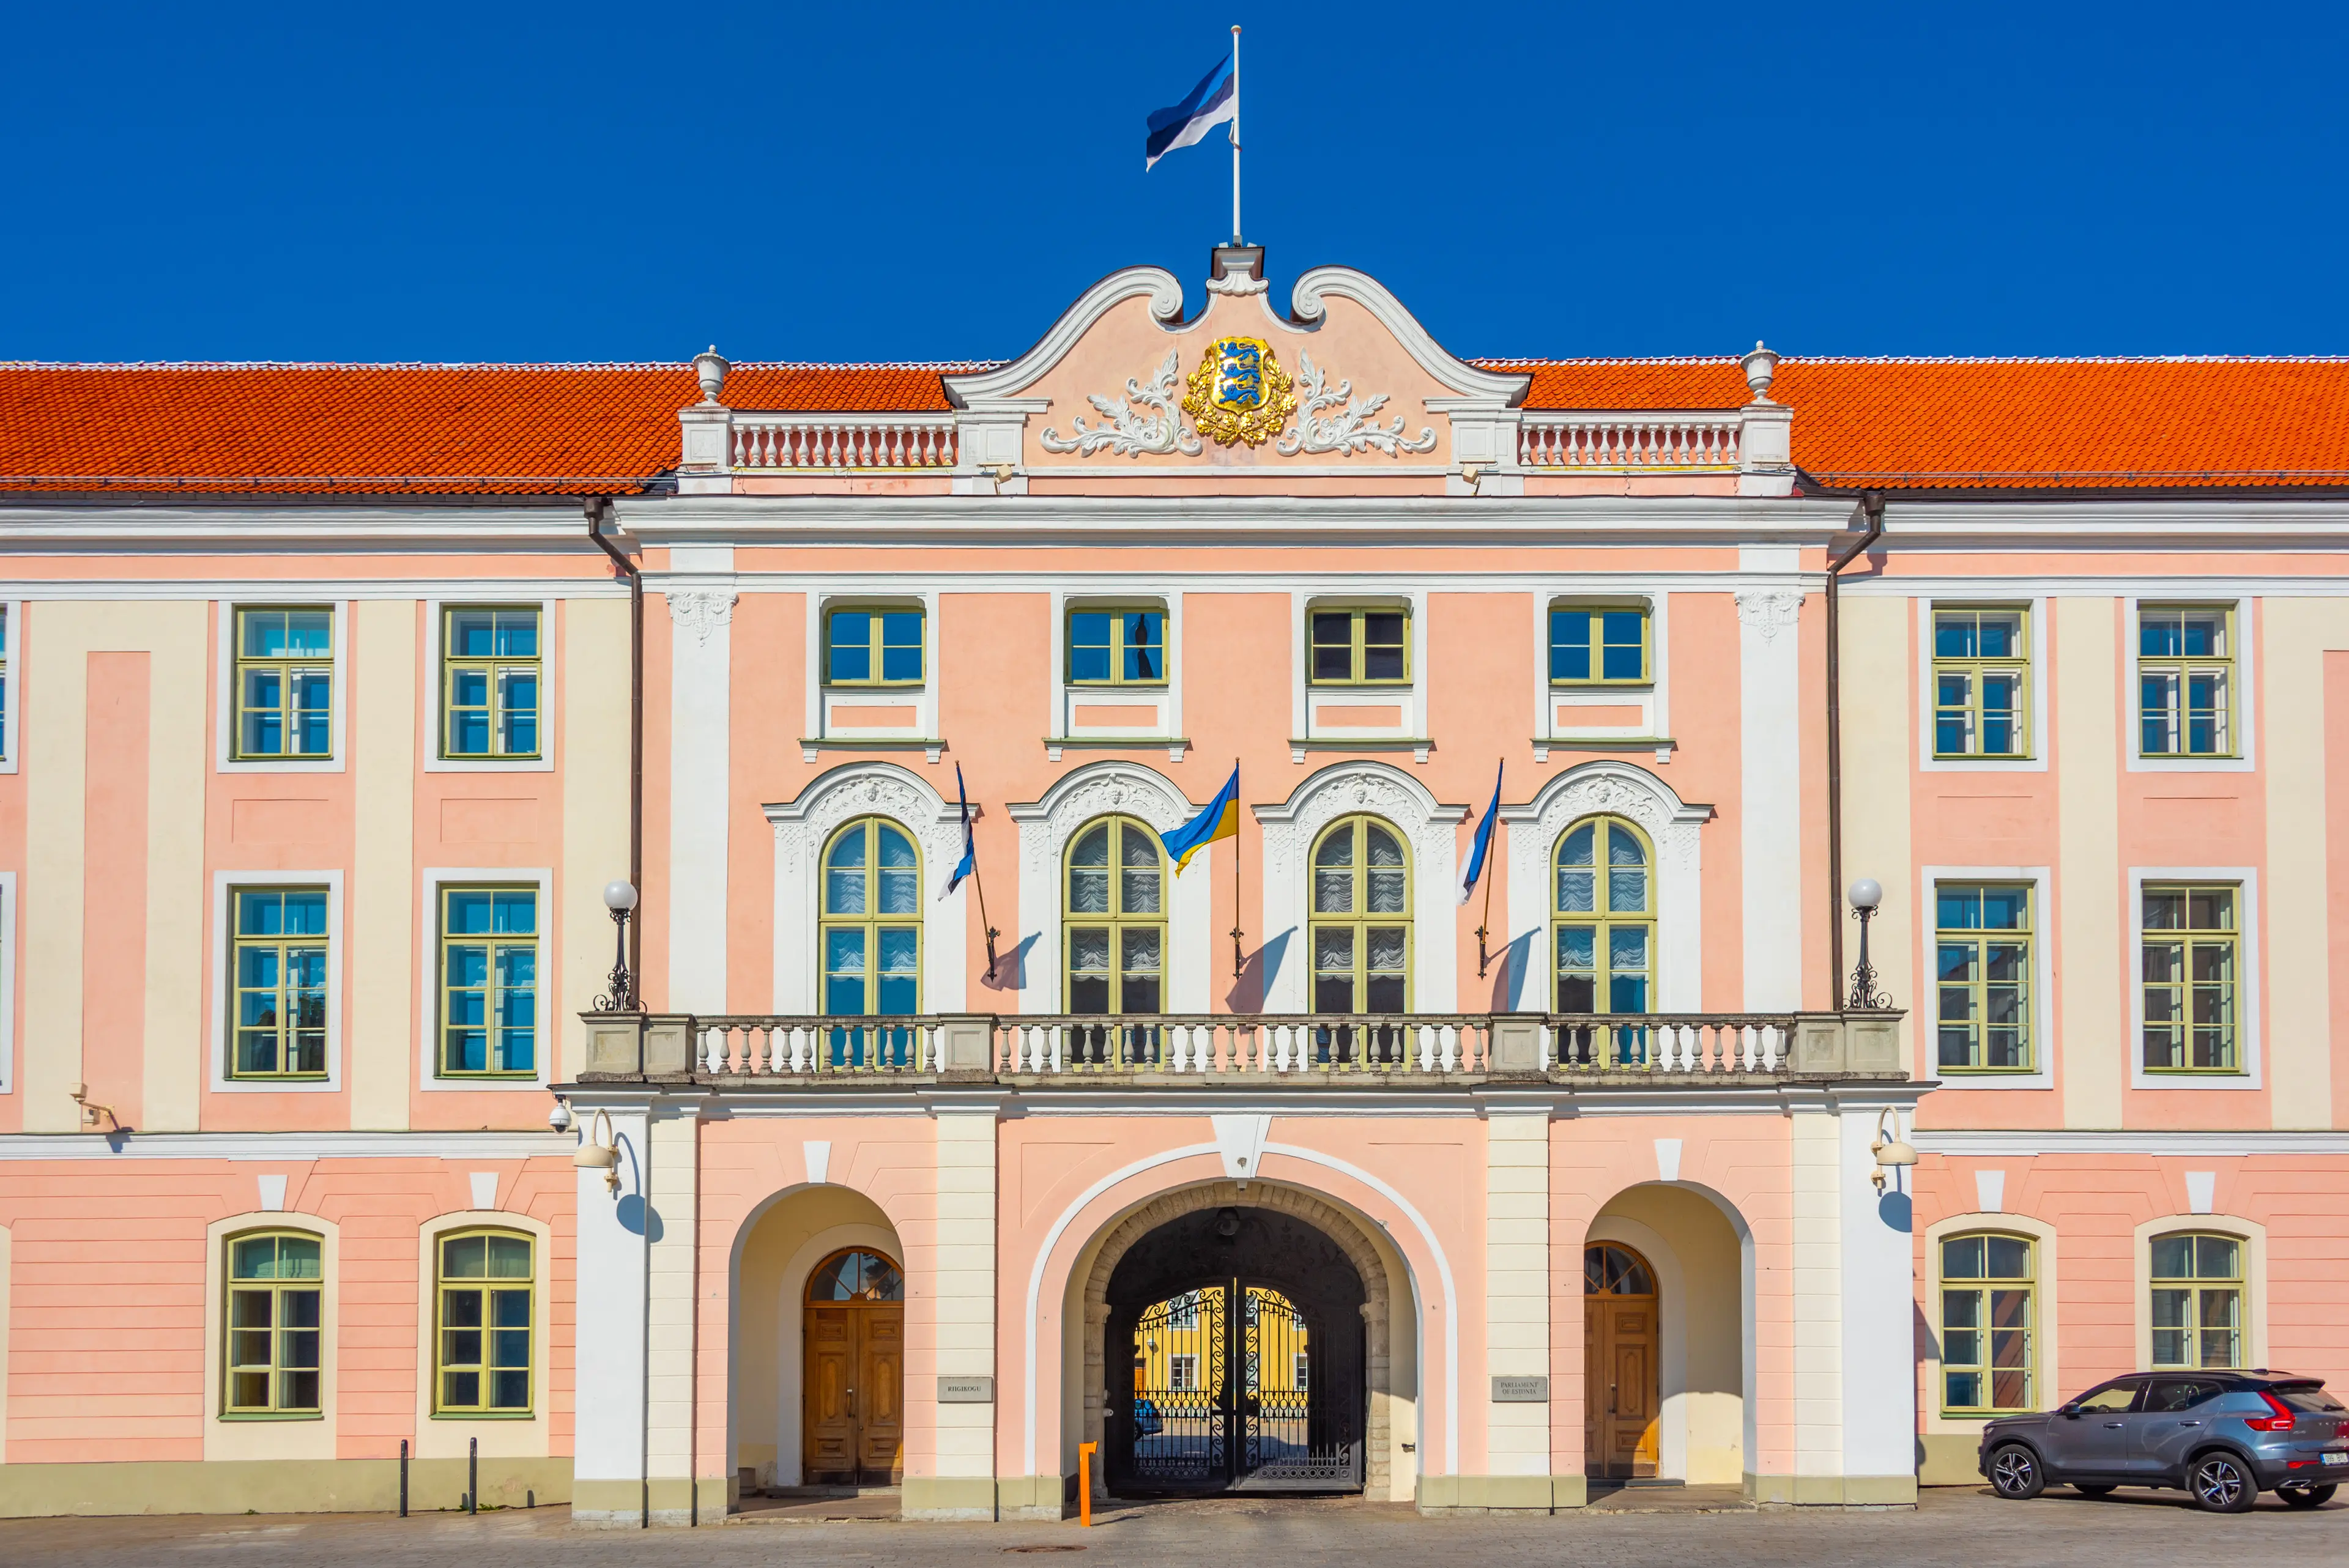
[[1989, 1443, 2044, 1500], [2189, 1452, 2257, 1514], [2278, 1483, 2337, 1509], [2074, 1483, 2117, 1497]]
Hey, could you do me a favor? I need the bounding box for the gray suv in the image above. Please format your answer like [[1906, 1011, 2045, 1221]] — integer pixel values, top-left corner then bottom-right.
[[1980, 1371, 2347, 1511]]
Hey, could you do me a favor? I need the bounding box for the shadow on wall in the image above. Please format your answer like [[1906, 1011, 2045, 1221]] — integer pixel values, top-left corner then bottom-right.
[[980, 933, 1040, 993], [1225, 928, 1292, 1012]]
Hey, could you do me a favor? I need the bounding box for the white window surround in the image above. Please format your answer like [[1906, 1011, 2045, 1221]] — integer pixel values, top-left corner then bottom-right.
[[209, 870, 344, 1095], [1497, 762, 1708, 1013], [1255, 761, 1466, 1013], [417, 868, 555, 1093], [2132, 1211, 2267, 1374], [1290, 590, 1430, 763], [0, 871, 13, 1095], [765, 762, 972, 1016], [1045, 588, 1185, 761], [1917, 597, 2050, 773], [412, 1207, 552, 1459], [1917, 866, 2056, 1090], [1005, 760, 1209, 1015], [1532, 588, 1673, 764], [2124, 596, 2255, 774], [213, 599, 349, 774], [1920, 1210, 2060, 1435], [202, 1210, 338, 1460], [0, 596, 22, 772], [2127, 866, 2262, 1090], [421, 597, 559, 774], [803, 588, 942, 762]]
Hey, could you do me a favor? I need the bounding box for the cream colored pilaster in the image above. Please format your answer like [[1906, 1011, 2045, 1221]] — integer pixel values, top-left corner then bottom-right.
[[644, 1100, 705, 1525], [561, 599, 633, 1078], [2260, 598, 2334, 1127], [139, 602, 207, 1131], [21, 605, 89, 1131], [906, 1098, 1000, 1520], [2055, 599, 2125, 1127], [349, 600, 416, 1130], [1838, 595, 1915, 1010], [1483, 1105, 1551, 1480], [1789, 1109, 1842, 1481]]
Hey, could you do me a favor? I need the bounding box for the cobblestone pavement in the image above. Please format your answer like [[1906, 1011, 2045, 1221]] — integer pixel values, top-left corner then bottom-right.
[[1, 1486, 2341, 1568]]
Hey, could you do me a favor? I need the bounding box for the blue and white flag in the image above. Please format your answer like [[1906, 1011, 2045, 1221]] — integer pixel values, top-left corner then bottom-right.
[[1457, 762, 1503, 905], [940, 763, 977, 901], [1146, 54, 1237, 170]]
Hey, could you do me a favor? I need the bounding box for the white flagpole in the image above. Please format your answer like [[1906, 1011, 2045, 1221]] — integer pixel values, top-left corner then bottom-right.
[[1230, 24, 1242, 245]]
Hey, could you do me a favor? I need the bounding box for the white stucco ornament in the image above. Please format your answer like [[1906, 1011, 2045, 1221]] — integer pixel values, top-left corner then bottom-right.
[[667, 588, 737, 646], [1275, 350, 1438, 457], [1734, 588, 1802, 643], [1038, 349, 1203, 457], [1041, 346, 1436, 462]]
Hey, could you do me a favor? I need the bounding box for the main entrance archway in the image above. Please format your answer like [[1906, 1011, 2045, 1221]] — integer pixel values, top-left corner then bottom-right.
[[801, 1248, 905, 1484], [1584, 1241, 1660, 1478], [1104, 1204, 1367, 1493]]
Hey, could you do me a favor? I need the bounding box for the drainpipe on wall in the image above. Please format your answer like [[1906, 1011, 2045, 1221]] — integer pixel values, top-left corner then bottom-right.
[[1825, 490, 1886, 1009], [587, 496, 644, 994]]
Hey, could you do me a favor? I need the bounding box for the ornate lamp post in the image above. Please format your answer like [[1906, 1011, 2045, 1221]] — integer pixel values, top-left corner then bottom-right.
[[1845, 876, 1890, 1010], [596, 879, 641, 1013]]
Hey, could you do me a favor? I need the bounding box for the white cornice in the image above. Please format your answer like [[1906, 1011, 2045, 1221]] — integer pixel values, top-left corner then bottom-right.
[[1283, 267, 1531, 407], [0, 1131, 573, 1160], [1913, 1129, 2349, 1156], [0, 503, 602, 549], [6, 577, 627, 601], [944, 267, 1187, 407], [1870, 497, 2349, 543]]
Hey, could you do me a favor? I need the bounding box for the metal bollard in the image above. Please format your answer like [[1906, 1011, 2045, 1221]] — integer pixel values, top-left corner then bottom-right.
[[1077, 1441, 1096, 1528], [467, 1436, 478, 1514], [399, 1440, 409, 1518]]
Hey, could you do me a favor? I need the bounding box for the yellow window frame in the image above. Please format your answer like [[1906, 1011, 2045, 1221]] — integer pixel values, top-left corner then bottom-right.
[[1066, 604, 1170, 687], [1063, 815, 1167, 1015], [438, 886, 539, 1079], [1307, 604, 1411, 687], [1552, 815, 1655, 1015], [1934, 882, 2035, 1073], [1308, 815, 1413, 1013], [439, 605, 543, 760], [223, 1230, 323, 1418], [232, 605, 335, 761], [1931, 605, 2032, 760], [2148, 1230, 2244, 1370], [2140, 882, 2239, 1074], [434, 1229, 535, 1417], [1937, 1230, 2037, 1417], [818, 816, 924, 1018], [229, 886, 330, 1081], [2137, 604, 2236, 759], [1548, 603, 1652, 686], [824, 604, 926, 687]]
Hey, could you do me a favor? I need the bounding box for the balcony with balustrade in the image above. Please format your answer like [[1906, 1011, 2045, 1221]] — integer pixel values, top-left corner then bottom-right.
[[576, 1008, 1907, 1089]]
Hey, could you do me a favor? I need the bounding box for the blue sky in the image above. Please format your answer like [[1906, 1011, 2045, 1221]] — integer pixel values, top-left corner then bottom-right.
[[4, 2, 2345, 363]]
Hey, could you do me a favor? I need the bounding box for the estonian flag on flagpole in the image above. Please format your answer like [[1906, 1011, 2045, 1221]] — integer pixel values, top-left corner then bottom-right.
[[1160, 765, 1240, 873], [1458, 761, 1503, 905], [1145, 53, 1237, 170], [940, 763, 976, 901]]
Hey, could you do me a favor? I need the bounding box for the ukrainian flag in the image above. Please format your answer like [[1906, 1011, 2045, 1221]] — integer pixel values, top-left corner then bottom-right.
[[1160, 766, 1239, 873]]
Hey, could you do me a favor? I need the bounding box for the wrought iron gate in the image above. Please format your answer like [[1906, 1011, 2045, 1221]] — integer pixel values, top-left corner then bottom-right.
[[1123, 1282, 1358, 1492]]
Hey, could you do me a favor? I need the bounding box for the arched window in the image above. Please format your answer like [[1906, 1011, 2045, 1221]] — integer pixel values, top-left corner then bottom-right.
[[1312, 816, 1410, 1013], [1066, 816, 1165, 1015], [1554, 816, 1653, 1014], [821, 818, 921, 1017], [1583, 1243, 1655, 1296], [1939, 1231, 2036, 1415], [434, 1229, 533, 1415], [2150, 1231, 2243, 1369], [807, 1248, 905, 1303]]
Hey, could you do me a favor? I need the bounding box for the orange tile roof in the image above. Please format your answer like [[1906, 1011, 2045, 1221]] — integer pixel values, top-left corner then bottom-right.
[[4, 355, 2348, 494], [1484, 356, 2349, 489]]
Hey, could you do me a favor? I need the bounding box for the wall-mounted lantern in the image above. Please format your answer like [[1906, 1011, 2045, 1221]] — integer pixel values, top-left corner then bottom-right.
[[1869, 1107, 1918, 1193], [573, 1108, 621, 1196]]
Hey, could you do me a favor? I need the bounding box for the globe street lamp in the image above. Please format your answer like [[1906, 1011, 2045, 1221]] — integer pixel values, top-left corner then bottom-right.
[[596, 879, 641, 1013], [1845, 877, 1890, 1010]]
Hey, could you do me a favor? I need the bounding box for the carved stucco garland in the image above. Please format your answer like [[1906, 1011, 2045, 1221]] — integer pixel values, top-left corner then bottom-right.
[[667, 588, 737, 647], [1043, 347, 1434, 460], [1038, 349, 1201, 457], [1734, 589, 1803, 643]]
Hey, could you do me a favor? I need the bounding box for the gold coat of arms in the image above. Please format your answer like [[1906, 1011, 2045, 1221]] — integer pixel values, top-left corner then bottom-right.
[[1183, 336, 1296, 447]]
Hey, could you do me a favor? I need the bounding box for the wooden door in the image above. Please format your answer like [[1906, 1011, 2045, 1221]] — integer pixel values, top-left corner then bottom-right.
[[1583, 1294, 1659, 1476], [804, 1305, 905, 1484]]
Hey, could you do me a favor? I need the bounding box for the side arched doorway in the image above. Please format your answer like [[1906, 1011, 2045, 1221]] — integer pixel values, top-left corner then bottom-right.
[[802, 1248, 905, 1484], [1584, 1241, 1660, 1477], [1104, 1205, 1366, 1494]]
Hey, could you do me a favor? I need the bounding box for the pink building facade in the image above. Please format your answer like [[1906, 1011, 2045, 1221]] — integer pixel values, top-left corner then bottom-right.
[[0, 248, 2343, 1520]]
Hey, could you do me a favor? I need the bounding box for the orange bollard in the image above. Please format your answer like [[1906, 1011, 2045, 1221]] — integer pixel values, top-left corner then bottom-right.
[[1077, 1441, 1097, 1527]]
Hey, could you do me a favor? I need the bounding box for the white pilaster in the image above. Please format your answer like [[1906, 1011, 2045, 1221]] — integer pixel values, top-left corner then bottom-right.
[[645, 1102, 705, 1523], [572, 1103, 652, 1526], [667, 561, 735, 1012], [1484, 1106, 1551, 1476], [1789, 1109, 1842, 1481], [1839, 1103, 1919, 1486], [1735, 575, 1804, 1009], [913, 1100, 1000, 1519]]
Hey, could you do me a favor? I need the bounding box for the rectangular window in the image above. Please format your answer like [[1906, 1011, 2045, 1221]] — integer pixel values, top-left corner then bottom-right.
[[1932, 607, 2030, 758], [1168, 1353, 1199, 1391], [233, 607, 334, 760], [225, 1232, 322, 1416], [2150, 1232, 2243, 1369], [439, 887, 538, 1078], [2138, 605, 2234, 758], [826, 607, 924, 686], [436, 1231, 533, 1415], [1068, 608, 1167, 686], [1308, 607, 1409, 686], [2142, 883, 2238, 1072], [231, 887, 330, 1079], [1935, 883, 2033, 1071], [1940, 1232, 2035, 1415], [1549, 605, 1650, 685], [442, 607, 541, 759]]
